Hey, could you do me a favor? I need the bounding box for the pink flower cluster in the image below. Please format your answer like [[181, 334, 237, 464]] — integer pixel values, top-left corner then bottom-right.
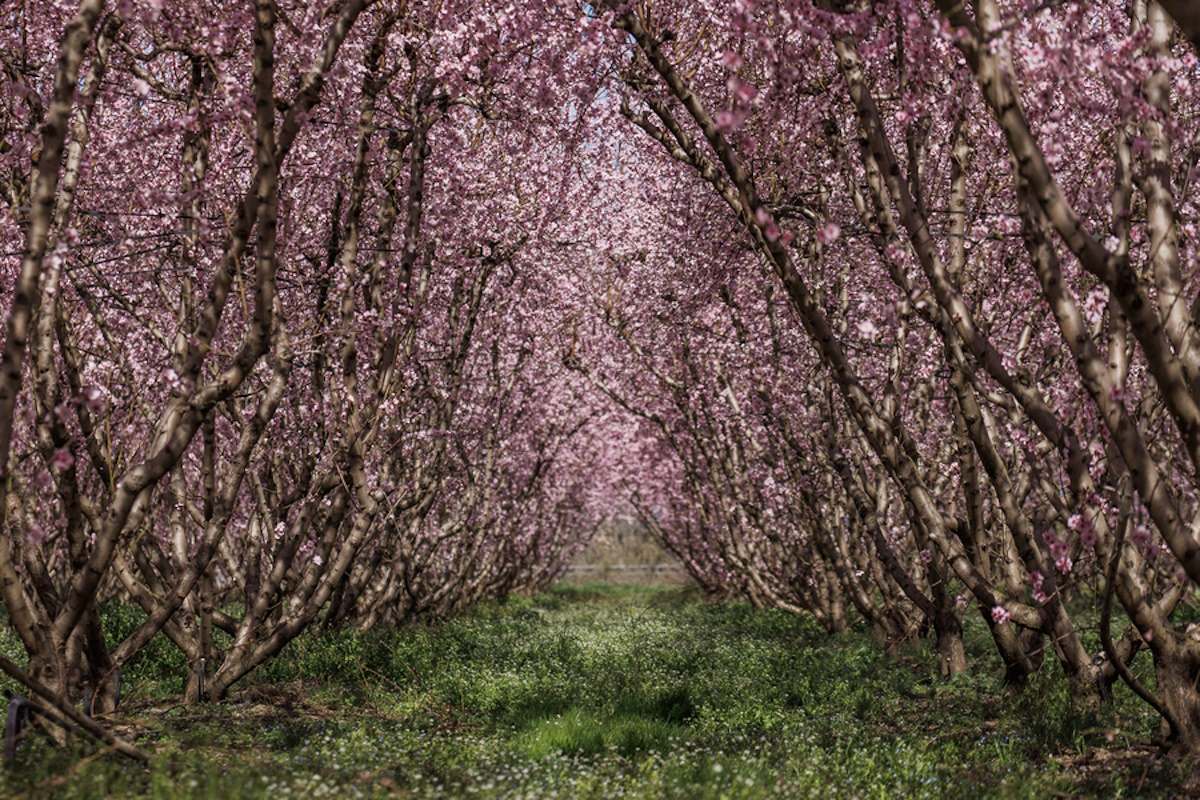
[[1030, 570, 1047, 604], [1067, 512, 1096, 550], [714, 110, 744, 134], [1042, 529, 1072, 574], [719, 50, 744, 70], [752, 206, 788, 244], [816, 222, 840, 245], [1081, 286, 1108, 328], [728, 77, 758, 105], [50, 447, 74, 473], [1130, 524, 1157, 559], [715, 49, 759, 136], [991, 605, 1011, 625]]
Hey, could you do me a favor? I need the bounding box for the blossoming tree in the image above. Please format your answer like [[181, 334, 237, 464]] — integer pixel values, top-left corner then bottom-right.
[[7, 0, 1200, 756]]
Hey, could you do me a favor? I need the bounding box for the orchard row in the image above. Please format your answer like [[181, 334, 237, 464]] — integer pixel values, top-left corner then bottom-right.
[[6, 0, 1200, 754]]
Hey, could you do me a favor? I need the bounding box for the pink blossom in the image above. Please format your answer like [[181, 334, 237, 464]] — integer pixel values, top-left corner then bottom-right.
[[714, 110, 743, 134], [919, 548, 932, 564], [816, 222, 841, 245], [754, 206, 771, 226], [1079, 526, 1096, 549], [734, 81, 758, 104], [1030, 571, 1048, 603], [991, 606, 1011, 625], [719, 51, 744, 69], [132, 78, 150, 99], [1130, 524, 1158, 559], [82, 386, 106, 415], [855, 319, 879, 340], [25, 525, 46, 546], [1067, 513, 1096, 548], [764, 224, 780, 242], [51, 447, 74, 472], [1081, 287, 1108, 327]]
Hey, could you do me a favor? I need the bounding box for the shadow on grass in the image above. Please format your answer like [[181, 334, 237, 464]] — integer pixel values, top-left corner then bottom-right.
[[516, 708, 679, 759]]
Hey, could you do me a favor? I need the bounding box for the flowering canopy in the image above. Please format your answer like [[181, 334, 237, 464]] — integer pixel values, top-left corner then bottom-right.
[[6, 0, 1200, 753]]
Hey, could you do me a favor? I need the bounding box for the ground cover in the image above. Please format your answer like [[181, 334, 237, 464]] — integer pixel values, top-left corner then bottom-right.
[[0, 582, 1191, 798]]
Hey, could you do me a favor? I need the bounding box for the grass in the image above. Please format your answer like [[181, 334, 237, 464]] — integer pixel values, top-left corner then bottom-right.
[[0, 582, 1189, 798]]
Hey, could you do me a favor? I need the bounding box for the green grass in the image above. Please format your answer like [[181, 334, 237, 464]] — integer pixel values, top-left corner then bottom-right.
[[0, 582, 1188, 798]]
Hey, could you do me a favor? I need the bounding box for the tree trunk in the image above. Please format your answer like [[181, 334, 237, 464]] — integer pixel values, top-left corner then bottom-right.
[[987, 614, 1044, 688], [1156, 624, 1200, 753], [934, 607, 967, 677]]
